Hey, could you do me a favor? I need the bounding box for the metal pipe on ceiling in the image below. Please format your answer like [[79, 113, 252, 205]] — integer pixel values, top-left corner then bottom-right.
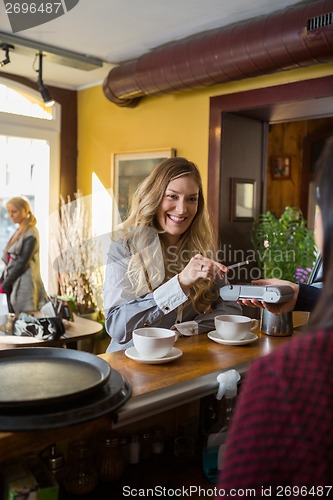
[[103, 0, 333, 108]]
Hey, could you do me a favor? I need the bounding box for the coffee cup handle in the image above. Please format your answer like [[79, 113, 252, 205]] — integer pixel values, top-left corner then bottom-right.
[[250, 319, 259, 331]]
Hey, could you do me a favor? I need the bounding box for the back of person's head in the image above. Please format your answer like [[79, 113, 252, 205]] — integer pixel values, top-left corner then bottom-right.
[[309, 136, 333, 328], [315, 137, 333, 264]]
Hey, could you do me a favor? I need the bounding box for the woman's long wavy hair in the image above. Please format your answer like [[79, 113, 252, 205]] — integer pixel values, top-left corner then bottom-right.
[[308, 136, 333, 330], [5, 196, 37, 250], [120, 157, 218, 312]]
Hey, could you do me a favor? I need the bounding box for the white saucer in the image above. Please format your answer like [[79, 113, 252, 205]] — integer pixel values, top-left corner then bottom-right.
[[207, 331, 258, 346], [125, 346, 183, 364]]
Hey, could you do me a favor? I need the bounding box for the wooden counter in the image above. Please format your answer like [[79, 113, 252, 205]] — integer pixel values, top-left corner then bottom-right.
[[100, 311, 309, 426], [0, 312, 308, 461]]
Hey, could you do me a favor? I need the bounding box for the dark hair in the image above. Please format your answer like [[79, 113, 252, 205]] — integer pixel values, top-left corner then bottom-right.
[[308, 136, 333, 329]]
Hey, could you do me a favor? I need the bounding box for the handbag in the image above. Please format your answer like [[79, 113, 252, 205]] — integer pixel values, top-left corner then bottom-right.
[[12, 313, 65, 340]]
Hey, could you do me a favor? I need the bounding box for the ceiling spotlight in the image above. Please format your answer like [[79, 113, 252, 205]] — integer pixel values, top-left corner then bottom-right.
[[37, 52, 55, 107], [0, 43, 14, 67], [38, 84, 55, 108]]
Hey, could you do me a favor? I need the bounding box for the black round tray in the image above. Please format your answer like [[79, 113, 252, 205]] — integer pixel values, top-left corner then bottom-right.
[[0, 368, 131, 431], [0, 347, 112, 407]]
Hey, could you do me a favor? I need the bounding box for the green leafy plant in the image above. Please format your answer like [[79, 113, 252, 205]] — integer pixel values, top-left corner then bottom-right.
[[251, 206, 317, 282]]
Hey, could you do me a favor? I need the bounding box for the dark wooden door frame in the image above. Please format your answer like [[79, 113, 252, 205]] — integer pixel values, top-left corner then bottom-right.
[[208, 74, 333, 237]]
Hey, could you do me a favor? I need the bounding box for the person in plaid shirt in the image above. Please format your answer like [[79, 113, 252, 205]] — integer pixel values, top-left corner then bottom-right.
[[217, 136, 333, 497]]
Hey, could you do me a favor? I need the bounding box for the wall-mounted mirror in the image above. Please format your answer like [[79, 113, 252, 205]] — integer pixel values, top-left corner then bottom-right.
[[230, 178, 256, 221]]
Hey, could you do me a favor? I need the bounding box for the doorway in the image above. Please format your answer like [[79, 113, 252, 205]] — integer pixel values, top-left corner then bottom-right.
[[208, 74, 333, 259], [217, 113, 266, 282]]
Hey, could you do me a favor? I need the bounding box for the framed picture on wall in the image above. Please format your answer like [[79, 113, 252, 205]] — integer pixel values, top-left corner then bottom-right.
[[271, 156, 291, 180], [112, 148, 176, 222]]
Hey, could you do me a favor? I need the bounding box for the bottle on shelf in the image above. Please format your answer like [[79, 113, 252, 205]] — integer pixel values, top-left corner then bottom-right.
[[97, 433, 125, 482], [152, 426, 165, 455], [120, 435, 131, 465], [129, 434, 141, 465], [64, 440, 98, 495], [141, 430, 153, 460], [40, 442, 65, 497]]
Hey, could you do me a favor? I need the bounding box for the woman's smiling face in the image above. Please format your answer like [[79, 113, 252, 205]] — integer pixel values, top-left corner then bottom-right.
[[156, 175, 199, 245]]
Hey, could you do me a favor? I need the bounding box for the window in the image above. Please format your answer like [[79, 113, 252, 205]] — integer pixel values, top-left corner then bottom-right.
[[0, 80, 60, 294], [0, 83, 54, 120]]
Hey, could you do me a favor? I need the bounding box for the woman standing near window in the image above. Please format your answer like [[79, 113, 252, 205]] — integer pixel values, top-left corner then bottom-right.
[[0, 196, 47, 313]]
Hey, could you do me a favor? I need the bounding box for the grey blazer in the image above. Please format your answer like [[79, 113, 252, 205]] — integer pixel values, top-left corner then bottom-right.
[[104, 239, 242, 352], [1, 227, 47, 313]]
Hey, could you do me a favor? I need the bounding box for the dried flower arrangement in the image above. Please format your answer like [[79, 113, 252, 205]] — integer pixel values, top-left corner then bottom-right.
[[52, 191, 104, 315]]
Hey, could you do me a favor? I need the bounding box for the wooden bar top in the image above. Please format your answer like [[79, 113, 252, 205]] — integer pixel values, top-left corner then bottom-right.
[[100, 312, 309, 400]]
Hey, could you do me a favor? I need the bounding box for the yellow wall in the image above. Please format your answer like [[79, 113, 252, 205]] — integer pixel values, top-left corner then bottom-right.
[[78, 62, 333, 197]]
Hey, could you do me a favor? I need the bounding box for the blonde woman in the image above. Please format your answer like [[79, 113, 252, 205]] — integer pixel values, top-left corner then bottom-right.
[[1, 196, 47, 313], [104, 157, 241, 352]]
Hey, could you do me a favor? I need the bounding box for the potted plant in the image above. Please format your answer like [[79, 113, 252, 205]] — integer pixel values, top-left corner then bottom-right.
[[251, 206, 317, 335], [252, 206, 317, 283]]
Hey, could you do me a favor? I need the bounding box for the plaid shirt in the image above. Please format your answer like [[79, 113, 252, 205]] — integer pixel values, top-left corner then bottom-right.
[[218, 328, 333, 497]]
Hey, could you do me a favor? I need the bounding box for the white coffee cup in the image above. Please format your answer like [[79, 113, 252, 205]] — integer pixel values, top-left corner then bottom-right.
[[214, 314, 259, 341], [133, 327, 176, 359]]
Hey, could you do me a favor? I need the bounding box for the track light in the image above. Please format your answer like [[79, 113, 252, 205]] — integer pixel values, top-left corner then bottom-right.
[[37, 52, 55, 107], [38, 84, 54, 107], [1, 31, 103, 71], [0, 43, 13, 67]]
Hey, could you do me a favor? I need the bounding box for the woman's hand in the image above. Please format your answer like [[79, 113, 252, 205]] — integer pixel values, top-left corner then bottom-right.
[[240, 278, 299, 314], [178, 254, 227, 295]]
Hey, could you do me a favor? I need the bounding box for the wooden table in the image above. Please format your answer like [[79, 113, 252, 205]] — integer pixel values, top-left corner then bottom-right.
[[0, 313, 103, 349]]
